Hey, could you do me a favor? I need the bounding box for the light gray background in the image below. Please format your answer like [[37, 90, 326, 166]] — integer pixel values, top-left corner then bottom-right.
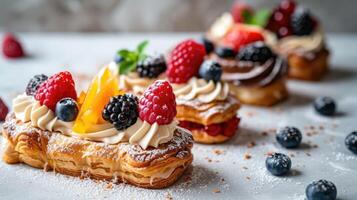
[[0, 0, 356, 33]]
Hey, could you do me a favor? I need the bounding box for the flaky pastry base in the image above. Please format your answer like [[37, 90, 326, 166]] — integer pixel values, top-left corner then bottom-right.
[[2, 114, 193, 189], [190, 129, 230, 144], [229, 78, 288, 106], [288, 48, 329, 81]]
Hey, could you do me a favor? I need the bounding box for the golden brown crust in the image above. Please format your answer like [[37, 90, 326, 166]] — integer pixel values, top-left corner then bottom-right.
[[190, 129, 230, 144], [229, 78, 288, 106], [175, 96, 240, 126], [2, 114, 193, 189], [288, 48, 329, 81]]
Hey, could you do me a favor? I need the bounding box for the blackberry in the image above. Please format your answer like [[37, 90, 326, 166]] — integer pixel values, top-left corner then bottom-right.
[[291, 7, 314, 36], [306, 180, 337, 200], [199, 37, 214, 54], [215, 47, 236, 58], [26, 74, 48, 96], [102, 94, 139, 131], [136, 55, 167, 78], [276, 126, 302, 148], [237, 41, 274, 63]]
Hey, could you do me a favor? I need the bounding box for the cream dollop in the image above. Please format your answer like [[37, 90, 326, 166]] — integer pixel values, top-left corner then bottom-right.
[[119, 72, 155, 95], [72, 119, 177, 149], [12, 94, 73, 135], [173, 78, 229, 103], [277, 29, 324, 54]]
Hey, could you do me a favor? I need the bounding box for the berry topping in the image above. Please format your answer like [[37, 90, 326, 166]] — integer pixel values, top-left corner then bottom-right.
[[25, 74, 48, 96], [139, 80, 176, 125], [199, 60, 222, 82], [279, 0, 296, 15], [222, 116, 240, 137], [35, 71, 77, 111], [237, 41, 274, 63], [306, 180, 337, 200], [205, 124, 221, 136], [55, 98, 79, 122], [102, 94, 139, 131], [345, 131, 357, 155], [265, 152, 291, 176], [114, 54, 124, 64], [314, 97, 336, 116], [291, 7, 315, 36], [2, 33, 25, 58], [167, 39, 206, 83], [222, 25, 265, 51], [0, 97, 9, 121], [230, 1, 254, 23], [136, 54, 167, 78], [199, 37, 215, 54], [215, 47, 237, 58], [276, 126, 302, 148]]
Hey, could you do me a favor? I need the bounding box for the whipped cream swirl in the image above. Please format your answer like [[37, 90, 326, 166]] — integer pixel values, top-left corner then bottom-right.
[[173, 78, 229, 103], [119, 72, 165, 95], [277, 29, 325, 54], [73, 119, 177, 149], [13, 94, 73, 135]]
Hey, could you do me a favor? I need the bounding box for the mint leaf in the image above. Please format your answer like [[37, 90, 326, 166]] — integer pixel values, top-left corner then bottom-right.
[[116, 40, 149, 75], [252, 9, 271, 27], [137, 40, 149, 55], [242, 10, 254, 24]]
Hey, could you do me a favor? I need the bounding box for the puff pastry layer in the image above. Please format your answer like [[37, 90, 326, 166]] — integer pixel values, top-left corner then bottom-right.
[[2, 114, 193, 189]]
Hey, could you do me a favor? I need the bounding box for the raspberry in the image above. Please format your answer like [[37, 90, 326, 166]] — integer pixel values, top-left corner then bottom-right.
[[230, 1, 254, 23], [2, 33, 25, 58], [35, 71, 77, 111], [139, 80, 176, 125], [102, 94, 139, 130], [0, 97, 9, 121], [222, 26, 265, 51], [167, 39, 206, 83]]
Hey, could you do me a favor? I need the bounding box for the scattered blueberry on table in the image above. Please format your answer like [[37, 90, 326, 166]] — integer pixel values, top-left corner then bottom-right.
[[55, 98, 79, 122], [276, 126, 302, 148], [306, 179, 337, 200], [314, 97, 336, 116], [265, 152, 292, 176], [345, 131, 357, 154]]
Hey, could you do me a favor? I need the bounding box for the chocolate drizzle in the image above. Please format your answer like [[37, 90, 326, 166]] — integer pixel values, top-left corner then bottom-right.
[[220, 57, 287, 87]]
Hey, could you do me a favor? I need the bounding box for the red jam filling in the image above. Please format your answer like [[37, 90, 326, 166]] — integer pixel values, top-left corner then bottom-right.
[[179, 116, 240, 137]]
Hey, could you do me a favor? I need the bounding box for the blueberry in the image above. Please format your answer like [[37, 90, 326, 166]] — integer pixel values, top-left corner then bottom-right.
[[237, 41, 274, 63], [114, 53, 124, 64], [215, 47, 236, 58], [306, 180, 337, 200], [276, 126, 302, 148], [265, 153, 291, 176], [345, 131, 357, 154], [199, 37, 215, 54], [199, 60, 222, 82], [314, 97, 336, 116], [55, 98, 79, 122]]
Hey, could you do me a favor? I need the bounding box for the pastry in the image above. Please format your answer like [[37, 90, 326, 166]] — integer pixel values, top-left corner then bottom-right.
[[265, 0, 330, 81], [199, 13, 287, 106], [115, 41, 167, 95], [166, 39, 241, 144], [2, 65, 193, 189]]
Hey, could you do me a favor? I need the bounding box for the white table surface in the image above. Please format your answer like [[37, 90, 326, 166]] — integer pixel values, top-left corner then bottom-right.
[[0, 33, 356, 200]]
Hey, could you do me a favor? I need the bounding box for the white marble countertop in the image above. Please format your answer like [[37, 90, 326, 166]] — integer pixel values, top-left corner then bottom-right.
[[0, 33, 356, 200]]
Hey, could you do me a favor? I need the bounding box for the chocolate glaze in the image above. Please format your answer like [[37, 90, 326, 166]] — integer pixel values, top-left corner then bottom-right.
[[209, 54, 287, 87]]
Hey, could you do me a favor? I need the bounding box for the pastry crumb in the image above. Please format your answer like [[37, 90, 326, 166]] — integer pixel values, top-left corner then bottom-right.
[[244, 153, 252, 160], [247, 141, 256, 148], [212, 188, 221, 193], [213, 149, 224, 155], [106, 182, 113, 189]]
